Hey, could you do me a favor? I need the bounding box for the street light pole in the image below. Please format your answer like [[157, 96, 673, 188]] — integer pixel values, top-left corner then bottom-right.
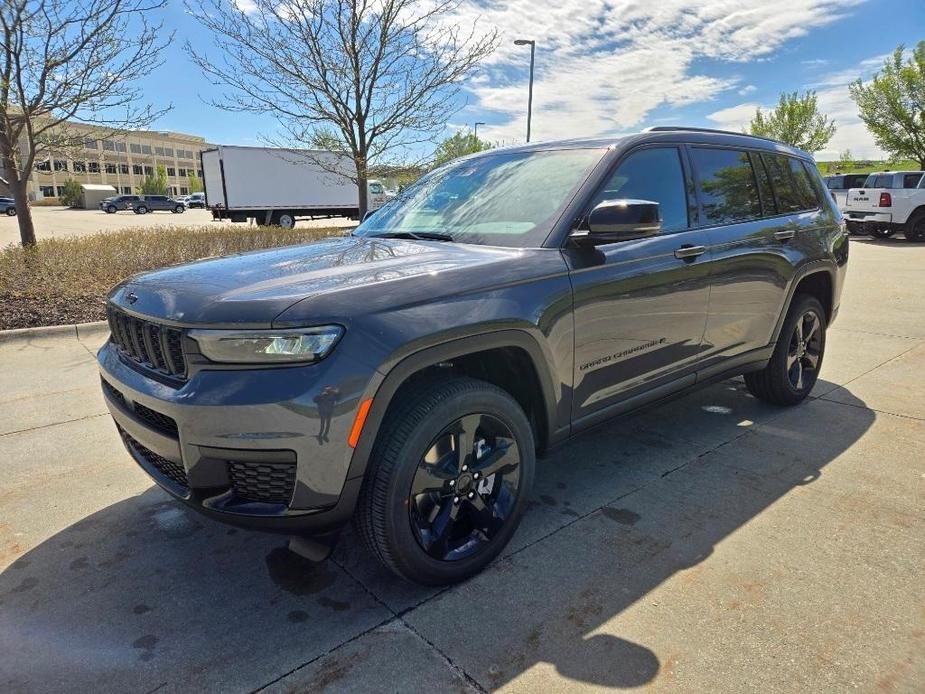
[[474, 122, 486, 138], [513, 39, 535, 142]]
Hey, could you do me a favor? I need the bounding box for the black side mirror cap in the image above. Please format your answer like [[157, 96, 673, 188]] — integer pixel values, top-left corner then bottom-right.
[[573, 199, 662, 245]]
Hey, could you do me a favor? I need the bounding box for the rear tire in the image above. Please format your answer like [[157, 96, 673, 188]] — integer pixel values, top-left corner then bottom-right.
[[744, 294, 827, 406], [174, 205, 185, 214], [106, 205, 116, 214], [276, 213, 296, 229], [903, 211, 925, 242], [355, 376, 535, 585], [136, 205, 148, 214], [5, 207, 15, 216]]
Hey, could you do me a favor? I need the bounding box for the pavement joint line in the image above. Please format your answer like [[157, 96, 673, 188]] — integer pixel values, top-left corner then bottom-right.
[[816, 395, 925, 423], [830, 326, 922, 341], [834, 338, 924, 389], [397, 615, 489, 693], [250, 613, 399, 694], [0, 412, 109, 438]]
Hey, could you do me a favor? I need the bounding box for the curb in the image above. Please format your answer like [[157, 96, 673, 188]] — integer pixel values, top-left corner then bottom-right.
[[0, 320, 109, 344]]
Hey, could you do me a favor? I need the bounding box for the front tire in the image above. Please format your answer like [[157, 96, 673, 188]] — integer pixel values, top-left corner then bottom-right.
[[355, 376, 535, 585], [135, 205, 148, 214], [276, 213, 296, 229], [174, 205, 185, 214], [744, 294, 826, 405], [5, 207, 15, 216], [106, 205, 117, 214]]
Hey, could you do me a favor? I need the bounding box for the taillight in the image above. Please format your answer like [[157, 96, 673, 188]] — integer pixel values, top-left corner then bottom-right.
[[879, 192, 892, 207]]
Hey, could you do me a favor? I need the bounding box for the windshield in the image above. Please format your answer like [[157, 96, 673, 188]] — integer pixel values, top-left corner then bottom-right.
[[354, 148, 604, 248]]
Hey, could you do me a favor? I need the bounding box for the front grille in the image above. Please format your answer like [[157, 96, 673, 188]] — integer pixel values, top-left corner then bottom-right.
[[118, 426, 189, 490], [107, 306, 186, 379], [228, 461, 296, 505], [133, 402, 179, 438]]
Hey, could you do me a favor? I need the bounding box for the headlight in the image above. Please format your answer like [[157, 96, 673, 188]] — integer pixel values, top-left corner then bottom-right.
[[189, 326, 344, 364]]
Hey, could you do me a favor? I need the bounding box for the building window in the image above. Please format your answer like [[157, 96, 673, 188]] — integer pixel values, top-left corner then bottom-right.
[[56, 186, 66, 197], [155, 147, 165, 156], [130, 143, 142, 154], [197, 169, 203, 178], [88, 162, 100, 173], [39, 185, 55, 197], [141, 145, 152, 154], [143, 165, 154, 176], [84, 138, 98, 149], [119, 163, 130, 175], [133, 164, 143, 175], [164, 147, 174, 157], [122, 186, 133, 194], [102, 140, 116, 151], [178, 168, 187, 177], [105, 163, 117, 174], [178, 149, 194, 160], [35, 160, 51, 172], [53, 160, 68, 171], [180, 187, 189, 195], [73, 161, 87, 173], [166, 167, 176, 177], [115, 142, 127, 153]]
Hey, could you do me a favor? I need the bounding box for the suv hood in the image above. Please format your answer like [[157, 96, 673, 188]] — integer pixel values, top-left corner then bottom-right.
[[109, 235, 523, 327]]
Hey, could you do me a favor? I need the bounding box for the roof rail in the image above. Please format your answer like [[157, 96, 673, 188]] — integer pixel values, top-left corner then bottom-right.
[[643, 125, 784, 146]]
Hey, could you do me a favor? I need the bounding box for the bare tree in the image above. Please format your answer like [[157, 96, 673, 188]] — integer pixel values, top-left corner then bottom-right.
[[186, 0, 497, 218], [0, 0, 172, 246]]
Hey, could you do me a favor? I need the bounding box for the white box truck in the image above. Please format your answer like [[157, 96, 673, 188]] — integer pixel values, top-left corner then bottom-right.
[[201, 145, 389, 228]]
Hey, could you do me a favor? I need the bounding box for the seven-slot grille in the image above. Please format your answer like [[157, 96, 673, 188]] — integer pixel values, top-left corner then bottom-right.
[[228, 461, 297, 505], [107, 306, 186, 379]]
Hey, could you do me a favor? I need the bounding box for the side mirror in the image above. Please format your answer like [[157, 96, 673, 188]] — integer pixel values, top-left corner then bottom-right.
[[574, 199, 661, 244]]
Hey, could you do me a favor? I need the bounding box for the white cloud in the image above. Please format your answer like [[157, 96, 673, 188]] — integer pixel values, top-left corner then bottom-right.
[[706, 102, 762, 132], [449, 0, 868, 142], [738, 84, 757, 95]]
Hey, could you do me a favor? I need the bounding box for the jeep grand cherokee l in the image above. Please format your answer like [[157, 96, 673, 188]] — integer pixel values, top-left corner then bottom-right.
[[98, 127, 848, 585]]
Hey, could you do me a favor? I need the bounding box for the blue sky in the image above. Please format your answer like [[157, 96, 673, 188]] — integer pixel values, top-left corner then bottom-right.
[[145, 0, 924, 161]]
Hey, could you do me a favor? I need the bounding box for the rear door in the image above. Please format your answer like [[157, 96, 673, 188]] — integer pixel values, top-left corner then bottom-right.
[[695, 148, 820, 370], [566, 145, 711, 423]]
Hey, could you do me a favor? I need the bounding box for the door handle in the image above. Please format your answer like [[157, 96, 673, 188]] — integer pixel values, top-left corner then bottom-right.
[[775, 230, 796, 242], [674, 245, 706, 261]]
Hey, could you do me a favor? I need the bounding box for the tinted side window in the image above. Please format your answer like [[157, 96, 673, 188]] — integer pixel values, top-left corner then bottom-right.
[[903, 173, 923, 189], [763, 154, 817, 213], [867, 175, 892, 188], [594, 147, 689, 232], [825, 176, 843, 190], [846, 174, 867, 188], [691, 147, 761, 224]]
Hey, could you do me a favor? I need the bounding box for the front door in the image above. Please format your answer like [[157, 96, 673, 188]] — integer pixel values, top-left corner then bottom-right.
[[565, 145, 711, 424]]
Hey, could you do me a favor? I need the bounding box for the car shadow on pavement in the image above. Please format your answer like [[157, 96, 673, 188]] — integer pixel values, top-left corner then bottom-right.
[[0, 382, 875, 692]]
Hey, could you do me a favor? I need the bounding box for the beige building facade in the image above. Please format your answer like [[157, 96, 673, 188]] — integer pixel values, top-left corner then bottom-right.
[[21, 123, 209, 200]]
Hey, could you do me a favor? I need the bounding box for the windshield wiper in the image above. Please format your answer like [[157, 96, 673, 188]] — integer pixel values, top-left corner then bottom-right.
[[367, 231, 455, 242]]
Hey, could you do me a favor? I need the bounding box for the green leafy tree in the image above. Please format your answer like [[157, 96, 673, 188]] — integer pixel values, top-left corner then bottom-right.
[[58, 178, 83, 207], [750, 91, 836, 153], [188, 173, 204, 193], [433, 132, 493, 167], [138, 165, 168, 195], [849, 42, 925, 170], [838, 149, 853, 171]]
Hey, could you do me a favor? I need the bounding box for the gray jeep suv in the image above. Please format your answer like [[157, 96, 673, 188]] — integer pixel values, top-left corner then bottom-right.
[[98, 127, 848, 585]]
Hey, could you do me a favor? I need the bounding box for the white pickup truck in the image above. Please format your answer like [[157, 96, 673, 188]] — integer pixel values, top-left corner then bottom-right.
[[843, 170, 925, 241]]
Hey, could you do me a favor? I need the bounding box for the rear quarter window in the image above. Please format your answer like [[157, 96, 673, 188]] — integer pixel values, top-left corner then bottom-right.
[[866, 174, 893, 188], [903, 173, 923, 189], [762, 154, 818, 213]]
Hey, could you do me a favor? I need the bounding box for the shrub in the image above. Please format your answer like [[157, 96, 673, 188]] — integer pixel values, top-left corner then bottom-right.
[[0, 224, 346, 329], [59, 179, 83, 207]]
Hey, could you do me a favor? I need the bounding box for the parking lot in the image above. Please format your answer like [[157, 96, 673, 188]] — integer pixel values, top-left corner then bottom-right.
[[0, 237, 923, 692], [0, 206, 355, 247]]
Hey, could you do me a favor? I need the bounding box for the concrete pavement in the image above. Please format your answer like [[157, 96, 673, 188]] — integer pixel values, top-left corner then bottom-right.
[[0, 237, 923, 692]]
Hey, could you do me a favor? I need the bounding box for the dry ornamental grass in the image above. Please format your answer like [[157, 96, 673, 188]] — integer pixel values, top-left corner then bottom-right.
[[0, 225, 344, 330]]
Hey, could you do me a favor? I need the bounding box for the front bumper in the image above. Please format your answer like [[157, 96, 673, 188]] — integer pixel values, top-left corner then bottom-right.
[[98, 338, 376, 535]]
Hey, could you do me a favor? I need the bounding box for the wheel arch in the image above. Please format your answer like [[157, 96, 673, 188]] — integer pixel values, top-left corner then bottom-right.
[[772, 265, 835, 344], [345, 330, 561, 482]]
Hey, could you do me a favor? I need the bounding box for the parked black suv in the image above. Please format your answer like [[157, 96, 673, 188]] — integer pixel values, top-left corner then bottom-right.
[[98, 128, 848, 585], [100, 195, 141, 213], [133, 195, 186, 214]]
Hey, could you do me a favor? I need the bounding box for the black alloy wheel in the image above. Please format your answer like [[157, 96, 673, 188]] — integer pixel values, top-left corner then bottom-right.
[[355, 376, 535, 585], [408, 413, 521, 562], [786, 309, 823, 391]]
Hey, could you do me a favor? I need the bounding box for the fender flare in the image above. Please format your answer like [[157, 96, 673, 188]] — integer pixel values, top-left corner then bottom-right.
[[770, 262, 836, 344], [344, 329, 561, 482]]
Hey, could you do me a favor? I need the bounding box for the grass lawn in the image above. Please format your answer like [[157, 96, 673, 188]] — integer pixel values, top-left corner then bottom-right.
[[0, 225, 344, 330], [815, 159, 920, 175]]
